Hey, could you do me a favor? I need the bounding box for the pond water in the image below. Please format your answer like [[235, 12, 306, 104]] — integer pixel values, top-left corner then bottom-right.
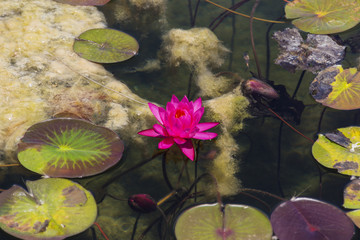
[[1, 0, 360, 239]]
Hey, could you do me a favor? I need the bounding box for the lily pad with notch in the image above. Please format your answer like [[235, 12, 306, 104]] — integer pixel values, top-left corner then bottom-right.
[[174, 203, 272, 240], [310, 66, 360, 110], [271, 197, 354, 240], [17, 117, 124, 178], [312, 126, 360, 176], [285, 0, 360, 34], [73, 28, 139, 63], [0, 178, 97, 240]]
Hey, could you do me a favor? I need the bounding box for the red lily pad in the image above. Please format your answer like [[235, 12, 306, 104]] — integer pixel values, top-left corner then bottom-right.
[[271, 197, 354, 240], [17, 118, 124, 178], [0, 178, 97, 240], [174, 203, 272, 240], [312, 126, 360, 176], [73, 28, 139, 63], [285, 0, 360, 34], [310, 66, 360, 110], [53, 0, 111, 6]]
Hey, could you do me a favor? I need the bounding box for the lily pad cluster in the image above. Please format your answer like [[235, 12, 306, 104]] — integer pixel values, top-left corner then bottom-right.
[[174, 198, 354, 239], [0, 116, 124, 239], [285, 0, 360, 34]]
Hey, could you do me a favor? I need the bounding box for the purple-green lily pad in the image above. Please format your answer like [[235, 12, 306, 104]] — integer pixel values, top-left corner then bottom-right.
[[73, 28, 139, 63], [271, 197, 354, 240], [285, 0, 360, 34], [174, 203, 272, 240], [343, 179, 360, 228], [0, 178, 97, 240], [312, 126, 360, 176], [17, 118, 124, 178]]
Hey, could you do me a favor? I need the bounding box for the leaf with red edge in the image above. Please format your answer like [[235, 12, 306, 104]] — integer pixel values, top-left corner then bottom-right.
[[271, 197, 354, 240], [17, 118, 124, 178]]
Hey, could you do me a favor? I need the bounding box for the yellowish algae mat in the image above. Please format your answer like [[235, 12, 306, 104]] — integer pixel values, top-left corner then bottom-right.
[[0, 0, 152, 157]]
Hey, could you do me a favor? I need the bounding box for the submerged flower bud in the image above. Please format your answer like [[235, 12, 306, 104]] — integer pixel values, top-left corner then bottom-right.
[[128, 194, 157, 213]]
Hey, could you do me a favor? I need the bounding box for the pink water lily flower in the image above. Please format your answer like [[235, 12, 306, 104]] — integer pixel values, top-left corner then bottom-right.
[[138, 95, 219, 161]]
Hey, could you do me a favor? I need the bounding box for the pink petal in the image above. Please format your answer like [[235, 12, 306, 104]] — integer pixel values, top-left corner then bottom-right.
[[177, 139, 195, 161], [171, 95, 180, 104], [193, 107, 204, 124], [174, 137, 187, 145], [196, 122, 219, 131], [153, 124, 167, 136], [192, 132, 218, 140], [138, 129, 161, 137], [193, 97, 202, 111], [180, 95, 189, 104], [149, 103, 165, 125], [158, 137, 174, 149]]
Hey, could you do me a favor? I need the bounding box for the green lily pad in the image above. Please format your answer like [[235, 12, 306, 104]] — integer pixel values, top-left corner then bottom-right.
[[54, 0, 110, 5], [310, 66, 360, 110], [285, 0, 360, 34], [17, 118, 124, 178], [344, 179, 360, 209], [0, 178, 97, 240], [73, 28, 139, 63], [312, 126, 360, 176], [174, 203, 272, 240], [347, 210, 360, 228]]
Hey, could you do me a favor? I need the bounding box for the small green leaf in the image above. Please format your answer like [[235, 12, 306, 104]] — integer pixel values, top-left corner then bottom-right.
[[0, 178, 97, 240], [73, 28, 139, 63], [312, 127, 360, 176], [285, 0, 360, 34]]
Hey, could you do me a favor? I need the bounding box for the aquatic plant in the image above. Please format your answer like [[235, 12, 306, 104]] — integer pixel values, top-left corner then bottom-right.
[[73, 28, 139, 63], [344, 179, 360, 228], [271, 197, 354, 240], [174, 202, 272, 240], [0, 178, 97, 240], [138, 95, 219, 160], [17, 117, 124, 178], [285, 0, 360, 34], [312, 126, 360, 176], [310, 66, 360, 110]]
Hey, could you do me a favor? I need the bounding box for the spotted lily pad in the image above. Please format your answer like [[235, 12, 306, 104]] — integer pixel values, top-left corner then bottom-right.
[[285, 0, 360, 34], [312, 126, 360, 176], [17, 118, 124, 178], [73, 28, 139, 63], [54, 0, 110, 5], [174, 203, 272, 240], [271, 197, 354, 240], [310, 66, 360, 110], [0, 178, 97, 240], [343, 179, 360, 228]]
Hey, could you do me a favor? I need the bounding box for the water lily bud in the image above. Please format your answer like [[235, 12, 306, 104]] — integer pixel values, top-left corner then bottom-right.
[[244, 78, 279, 99], [128, 194, 157, 213]]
